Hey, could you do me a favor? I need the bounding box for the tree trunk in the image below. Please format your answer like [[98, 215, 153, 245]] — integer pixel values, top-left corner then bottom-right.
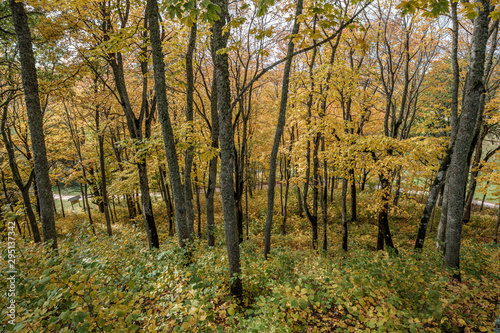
[[206, 64, 218, 247], [437, 182, 449, 251], [263, 0, 304, 258], [83, 183, 95, 233], [361, 170, 368, 191], [2, 105, 41, 243], [444, 0, 490, 275], [195, 170, 202, 237], [321, 159, 328, 251], [184, 20, 198, 235], [414, 147, 452, 249], [110, 131, 136, 220], [436, 0, 463, 252], [282, 161, 290, 235], [101, 4, 159, 249], [99, 134, 112, 236], [480, 191, 487, 211], [9, 0, 57, 250], [462, 134, 484, 224], [377, 175, 398, 253], [297, 185, 303, 217], [137, 163, 158, 247], [56, 180, 65, 218], [211, 0, 242, 297], [159, 166, 174, 236], [341, 177, 348, 251], [166, 182, 175, 236], [392, 171, 402, 207], [1, 170, 22, 238], [349, 168, 357, 221], [80, 183, 86, 211], [112, 196, 118, 222], [147, 0, 189, 247]]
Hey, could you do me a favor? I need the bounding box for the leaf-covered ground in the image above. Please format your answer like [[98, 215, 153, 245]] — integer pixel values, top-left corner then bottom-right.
[[2, 190, 500, 332]]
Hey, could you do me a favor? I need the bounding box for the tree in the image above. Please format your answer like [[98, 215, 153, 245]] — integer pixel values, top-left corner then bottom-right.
[[212, 0, 243, 296], [147, 0, 190, 248], [444, 0, 491, 277], [9, 0, 57, 250], [264, 0, 304, 259], [99, 1, 159, 249], [1, 96, 41, 243]]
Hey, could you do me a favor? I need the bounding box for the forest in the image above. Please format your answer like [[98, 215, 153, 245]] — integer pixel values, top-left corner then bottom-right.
[[1, 0, 500, 331]]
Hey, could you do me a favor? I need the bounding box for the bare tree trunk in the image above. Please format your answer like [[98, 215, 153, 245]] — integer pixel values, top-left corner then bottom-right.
[[210, 0, 243, 296], [377, 175, 398, 254], [2, 105, 41, 243], [158, 166, 174, 236], [437, 183, 449, 251], [99, 134, 112, 236], [194, 164, 202, 237], [341, 177, 348, 251], [263, 0, 304, 258], [435, 0, 462, 252], [56, 180, 65, 218], [206, 60, 218, 247], [480, 191, 487, 211], [148, 0, 189, 248], [296, 185, 303, 217], [1, 170, 22, 238], [321, 156, 328, 251], [349, 168, 357, 221], [83, 183, 95, 233], [9, 0, 57, 250], [444, 0, 490, 276], [392, 171, 402, 207], [415, 147, 452, 249], [112, 196, 118, 222], [80, 183, 86, 211], [184, 20, 198, 235]]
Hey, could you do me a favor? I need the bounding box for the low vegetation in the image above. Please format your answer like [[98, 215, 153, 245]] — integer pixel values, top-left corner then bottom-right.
[[2, 189, 499, 332]]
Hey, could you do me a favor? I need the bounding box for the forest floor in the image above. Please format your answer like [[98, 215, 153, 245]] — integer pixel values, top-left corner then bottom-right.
[[3, 187, 500, 332]]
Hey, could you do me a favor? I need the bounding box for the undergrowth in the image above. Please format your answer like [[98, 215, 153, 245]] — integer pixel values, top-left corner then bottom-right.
[[1, 189, 499, 332]]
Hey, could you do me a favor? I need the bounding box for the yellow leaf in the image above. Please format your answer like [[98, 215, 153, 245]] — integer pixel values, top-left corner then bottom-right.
[[228, 306, 235, 316]]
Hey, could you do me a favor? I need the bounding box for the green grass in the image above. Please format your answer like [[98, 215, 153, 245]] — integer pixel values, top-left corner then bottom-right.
[[473, 182, 500, 202], [52, 185, 81, 196]]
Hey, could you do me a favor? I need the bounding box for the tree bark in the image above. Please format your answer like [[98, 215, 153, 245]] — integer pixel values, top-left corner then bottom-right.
[[206, 63, 218, 247], [9, 0, 56, 250], [377, 175, 398, 253], [212, 0, 242, 297], [2, 103, 41, 243], [184, 20, 198, 235], [341, 177, 348, 251], [349, 168, 357, 221], [147, 0, 189, 248], [444, 0, 490, 275], [436, 0, 461, 251], [159, 165, 174, 236], [99, 134, 112, 236], [56, 180, 65, 218], [263, 0, 304, 258], [415, 146, 452, 249], [462, 127, 486, 224]]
